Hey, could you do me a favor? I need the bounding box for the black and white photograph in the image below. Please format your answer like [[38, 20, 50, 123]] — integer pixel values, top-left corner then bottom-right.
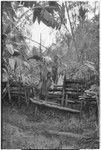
[[1, 1, 100, 149]]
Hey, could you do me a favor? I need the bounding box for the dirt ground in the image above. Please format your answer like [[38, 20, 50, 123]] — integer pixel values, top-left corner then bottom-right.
[[2, 101, 99, 149]]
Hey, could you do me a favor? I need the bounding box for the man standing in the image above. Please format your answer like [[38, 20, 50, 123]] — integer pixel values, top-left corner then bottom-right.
[[52, 55, 58, 84]]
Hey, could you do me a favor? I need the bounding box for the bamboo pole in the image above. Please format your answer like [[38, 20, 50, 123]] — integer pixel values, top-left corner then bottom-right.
[[40, 33, 42, 80], [65, 2, 79, 62]]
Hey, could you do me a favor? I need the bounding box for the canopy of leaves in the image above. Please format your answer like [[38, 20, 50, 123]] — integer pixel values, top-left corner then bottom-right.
[[14, 1, 66, 30]]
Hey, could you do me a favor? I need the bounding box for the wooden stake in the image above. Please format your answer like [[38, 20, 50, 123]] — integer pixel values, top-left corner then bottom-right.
[[35, 105, 38, 117], [7, 81, 11, 103]]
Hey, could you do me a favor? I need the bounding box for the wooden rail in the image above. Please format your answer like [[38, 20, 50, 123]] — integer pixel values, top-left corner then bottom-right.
[[30, 98, 80, 113]]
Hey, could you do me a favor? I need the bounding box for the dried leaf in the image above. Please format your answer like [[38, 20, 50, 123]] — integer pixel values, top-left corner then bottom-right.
[[33, 7, 42, 23]]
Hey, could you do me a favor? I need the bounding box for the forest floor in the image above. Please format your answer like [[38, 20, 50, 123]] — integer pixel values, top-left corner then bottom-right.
[[2, 100, 99, 149]]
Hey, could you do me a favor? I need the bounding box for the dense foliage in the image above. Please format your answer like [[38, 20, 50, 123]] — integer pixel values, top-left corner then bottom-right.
[[2, 1, 99, 99]]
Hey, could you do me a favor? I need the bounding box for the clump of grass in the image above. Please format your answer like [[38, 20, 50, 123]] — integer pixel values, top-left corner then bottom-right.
[[49, 114, 98, 135], [78, 129, 99, 149], [80, 115, 98, 132], [77, 115, 99, 149]]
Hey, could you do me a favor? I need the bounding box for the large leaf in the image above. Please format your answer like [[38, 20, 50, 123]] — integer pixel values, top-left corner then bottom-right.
[[33, 6, 42, 23], [32, 3, 61, 29], [41, 9, 60, 29]]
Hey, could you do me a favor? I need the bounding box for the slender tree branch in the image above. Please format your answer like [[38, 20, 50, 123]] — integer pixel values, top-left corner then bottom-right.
[[23, 36, 49, 51]]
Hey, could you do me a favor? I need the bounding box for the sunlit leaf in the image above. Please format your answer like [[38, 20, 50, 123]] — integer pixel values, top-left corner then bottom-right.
[[23, 61, 30, 68], [9, 58, 16, 70], [6, 44, 14, 55]]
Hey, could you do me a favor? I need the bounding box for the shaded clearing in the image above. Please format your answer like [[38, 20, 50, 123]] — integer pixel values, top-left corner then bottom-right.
[[2, 101, 99, 149]]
